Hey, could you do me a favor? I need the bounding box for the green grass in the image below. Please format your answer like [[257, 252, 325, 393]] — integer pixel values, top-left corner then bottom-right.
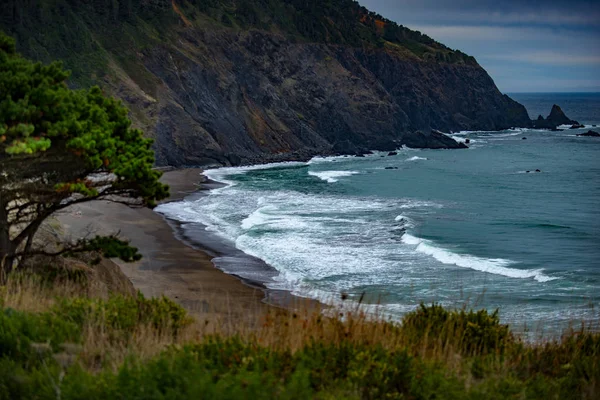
[[0, 272, 598, 399]]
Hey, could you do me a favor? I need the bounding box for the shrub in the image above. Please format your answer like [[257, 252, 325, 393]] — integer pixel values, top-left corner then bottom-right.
[[55, 292, 193, 335], [402, 304, 513, 355], [0, 307, 80, 361]]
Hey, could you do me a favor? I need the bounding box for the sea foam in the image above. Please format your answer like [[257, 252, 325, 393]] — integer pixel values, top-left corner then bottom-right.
[[308, 170, 359, 183], [401, 234, 556, 283], [204, 161, 308, 187]]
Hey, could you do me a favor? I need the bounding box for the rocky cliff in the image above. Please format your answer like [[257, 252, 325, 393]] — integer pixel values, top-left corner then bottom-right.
[[1, 0, 532, 166]]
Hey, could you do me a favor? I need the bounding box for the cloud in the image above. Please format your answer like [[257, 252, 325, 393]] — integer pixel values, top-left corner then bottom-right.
[[488, 52, 600, 66], [357, 0, 600, 92], [359, 0, 600, 27], [407, 25, 585, 43]]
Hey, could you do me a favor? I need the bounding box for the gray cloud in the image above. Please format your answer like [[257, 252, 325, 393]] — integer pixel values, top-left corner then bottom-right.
[[359, 0, 600, 92]]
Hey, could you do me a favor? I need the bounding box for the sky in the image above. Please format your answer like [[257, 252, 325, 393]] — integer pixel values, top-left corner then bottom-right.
[[358, 0, 600, 93]]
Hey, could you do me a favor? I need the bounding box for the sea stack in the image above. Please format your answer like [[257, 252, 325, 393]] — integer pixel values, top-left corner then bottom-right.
[[532, 104, 580, 130]]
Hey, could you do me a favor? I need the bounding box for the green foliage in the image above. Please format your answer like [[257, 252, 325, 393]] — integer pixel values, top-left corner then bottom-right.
[[0, 31, 169, 271], [0, 296, 597, 399], [0, 31, 168, 203], [0, 0, 476, 93], [182, 0, 475, 62], [55, 292, 193, 334], [402, 303, 513, 355], [0, 290, 192, 399], [81, 236, 142, 262], [0, 307, 81, 361]]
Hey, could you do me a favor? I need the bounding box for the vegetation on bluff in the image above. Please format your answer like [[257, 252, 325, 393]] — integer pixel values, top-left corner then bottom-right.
[[0, 269, 598, 399], [1, 0, 475, 88]]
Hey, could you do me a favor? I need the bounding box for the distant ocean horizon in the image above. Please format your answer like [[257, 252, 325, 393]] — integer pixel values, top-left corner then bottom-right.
[[157, 92, 600, 337], [508, 92, 600, 125]]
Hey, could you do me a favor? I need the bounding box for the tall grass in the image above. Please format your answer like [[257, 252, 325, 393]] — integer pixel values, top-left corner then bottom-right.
[[0, 272, 598, 399]]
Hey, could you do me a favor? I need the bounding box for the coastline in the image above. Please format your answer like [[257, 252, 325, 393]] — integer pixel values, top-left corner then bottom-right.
[[58, 168, 316, 323]]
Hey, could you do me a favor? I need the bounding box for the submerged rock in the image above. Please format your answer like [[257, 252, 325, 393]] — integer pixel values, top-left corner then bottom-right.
[[388, 151, 398, 156], [577, 130, 600, 137]]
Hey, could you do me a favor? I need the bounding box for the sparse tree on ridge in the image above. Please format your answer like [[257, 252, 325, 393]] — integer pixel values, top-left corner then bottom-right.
[[0, 32, 169, 278]]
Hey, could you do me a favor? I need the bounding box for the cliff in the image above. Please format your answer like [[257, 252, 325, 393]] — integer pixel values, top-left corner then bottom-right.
[[1, 0, 532, 166]]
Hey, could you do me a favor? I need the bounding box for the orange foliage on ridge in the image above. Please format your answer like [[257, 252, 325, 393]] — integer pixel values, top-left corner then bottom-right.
[[171, 0, 192, 27]]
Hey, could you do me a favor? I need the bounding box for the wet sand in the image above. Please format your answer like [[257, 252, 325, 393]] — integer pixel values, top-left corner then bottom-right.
[[58, 168, 275, 323]]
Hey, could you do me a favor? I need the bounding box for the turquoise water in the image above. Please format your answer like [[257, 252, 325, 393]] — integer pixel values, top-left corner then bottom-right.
[[157, 94, 600, 335]]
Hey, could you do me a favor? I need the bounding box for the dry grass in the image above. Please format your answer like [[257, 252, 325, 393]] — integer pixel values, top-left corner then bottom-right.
[[1, 270, 598, 399]]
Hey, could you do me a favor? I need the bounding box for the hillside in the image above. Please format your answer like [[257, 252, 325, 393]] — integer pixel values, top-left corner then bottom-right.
[[1, 0, 532, 166]]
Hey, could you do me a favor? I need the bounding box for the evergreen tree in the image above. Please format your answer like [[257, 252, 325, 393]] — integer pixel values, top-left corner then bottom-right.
[[0, 32, 168, 277]]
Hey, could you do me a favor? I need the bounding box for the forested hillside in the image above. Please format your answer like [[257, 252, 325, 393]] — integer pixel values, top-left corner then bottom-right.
[[0, 0, 531, 166]]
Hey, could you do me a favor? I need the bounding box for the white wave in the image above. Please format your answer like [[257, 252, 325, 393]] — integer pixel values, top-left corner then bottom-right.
[[399, 200, 443, 209], [455, 127, 530, 135], [406, 156, 428, 161], [307, 155, 350, 164], [394, 215, 415, 228], [204, 161, 307, 187], [240, 206, 272, 230], [486, 131, 528, 138], [308, 170, 359, 183], [401, 234, 556, 283], [241, 205, 311, 231], [557, 124, 594, 129]]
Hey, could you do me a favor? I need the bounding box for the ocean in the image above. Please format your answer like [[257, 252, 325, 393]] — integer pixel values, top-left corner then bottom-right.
[[157, 93, 600, 336]]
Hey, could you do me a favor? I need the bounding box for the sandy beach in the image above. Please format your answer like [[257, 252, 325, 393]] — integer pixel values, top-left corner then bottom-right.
[[58, 168, 274, 323]]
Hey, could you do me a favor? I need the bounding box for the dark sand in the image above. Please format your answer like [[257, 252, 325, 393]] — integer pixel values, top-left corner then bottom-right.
[[58, 169, 277, 322]]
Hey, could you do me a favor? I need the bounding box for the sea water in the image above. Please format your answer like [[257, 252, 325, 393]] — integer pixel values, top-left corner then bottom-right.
[[157, 93, 600, 335]]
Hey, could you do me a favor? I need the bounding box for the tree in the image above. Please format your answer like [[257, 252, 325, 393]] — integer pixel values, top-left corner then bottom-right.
[[0, 32, 169, 277]]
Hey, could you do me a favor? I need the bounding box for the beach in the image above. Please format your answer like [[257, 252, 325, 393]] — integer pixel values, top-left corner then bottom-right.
[[57, 168, 275, 323]]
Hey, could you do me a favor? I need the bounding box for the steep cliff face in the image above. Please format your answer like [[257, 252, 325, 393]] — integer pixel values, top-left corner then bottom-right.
[[1, 0, 532, 166], [109, 28, 530, 166]]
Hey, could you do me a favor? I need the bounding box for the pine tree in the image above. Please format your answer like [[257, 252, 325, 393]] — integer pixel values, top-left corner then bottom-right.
[[0, 32, 169, 277]]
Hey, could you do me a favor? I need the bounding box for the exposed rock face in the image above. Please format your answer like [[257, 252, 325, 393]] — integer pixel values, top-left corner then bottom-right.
[[109, 30, 524, 165], [532, 104, 579, 130], [548, 105, 576, 125], [401, 130, 468, 149], [2, 5, 531, 166]]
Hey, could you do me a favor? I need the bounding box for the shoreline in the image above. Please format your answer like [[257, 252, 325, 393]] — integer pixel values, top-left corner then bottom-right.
[[158, 170, 318, 310], [58, 168, 318, 323]]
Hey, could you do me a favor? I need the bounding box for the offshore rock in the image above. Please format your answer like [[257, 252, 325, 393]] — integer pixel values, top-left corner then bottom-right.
[[577, 130, 600, 137], [532, 105, 579, 130]]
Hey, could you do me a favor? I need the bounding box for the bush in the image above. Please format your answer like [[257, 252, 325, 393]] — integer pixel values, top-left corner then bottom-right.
[[0, 308, 80, 362], [0, 285, 597, 399], [402, 303, 513, 355], [55, 292, 193, 335]]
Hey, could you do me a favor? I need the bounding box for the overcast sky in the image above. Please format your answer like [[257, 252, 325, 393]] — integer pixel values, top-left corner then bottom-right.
[[358, 0, 600, 93]]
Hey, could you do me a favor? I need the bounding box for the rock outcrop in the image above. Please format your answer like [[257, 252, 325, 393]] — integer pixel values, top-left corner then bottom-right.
[[532, 105, 579, 130], [577, 130, 600, 137]]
